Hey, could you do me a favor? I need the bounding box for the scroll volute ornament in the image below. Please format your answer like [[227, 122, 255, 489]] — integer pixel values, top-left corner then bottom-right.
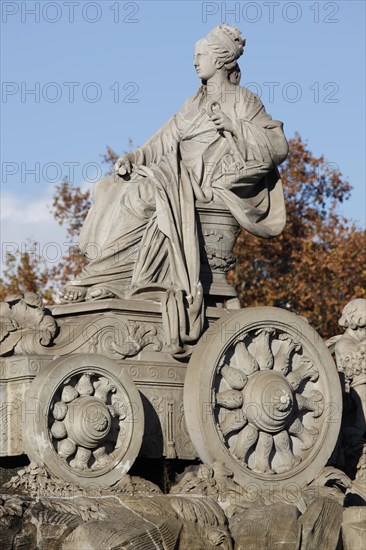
[[0, 293, 57, 356]]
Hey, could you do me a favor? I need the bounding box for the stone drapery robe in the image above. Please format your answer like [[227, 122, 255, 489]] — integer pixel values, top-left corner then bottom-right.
[[77, 86, 289, 353]]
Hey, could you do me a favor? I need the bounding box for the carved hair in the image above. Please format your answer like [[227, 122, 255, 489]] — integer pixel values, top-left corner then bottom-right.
[[339, 298, 366, 329], [201, 24, 246, 84]]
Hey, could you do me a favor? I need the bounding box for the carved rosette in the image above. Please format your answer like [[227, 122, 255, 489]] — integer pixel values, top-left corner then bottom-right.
[[184, 307, 342, 488], [23, 355, 144, 486]]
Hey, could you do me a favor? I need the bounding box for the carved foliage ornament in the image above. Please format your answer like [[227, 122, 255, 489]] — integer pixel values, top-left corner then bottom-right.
[[0, 293, 57, 356], [44, 315, 162, 359]]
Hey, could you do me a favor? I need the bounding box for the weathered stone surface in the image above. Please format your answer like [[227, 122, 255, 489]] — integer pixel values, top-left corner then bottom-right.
[[12, 522, 37, 550], [0, 495, 26, 550], [171, 461, 308, 515], [346, 477, 366, 506], [298, 497, 343, 550], [342, 507, 366, 550], [61, 507, 181, 550], [168, 495, 231, 549], [231, 503, 300, 549], [3, 462, 162, 499], [302, 466, 351, 509], [0, 492, 234, 550]]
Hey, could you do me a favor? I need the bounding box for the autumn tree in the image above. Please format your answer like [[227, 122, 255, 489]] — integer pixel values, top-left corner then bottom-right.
[[0, 144, 121, 300], [48, 142, 132, 289], [0, 241, 53, 302], [228, 134, 366, 338], [0, 181, 92, 302], [49, 179, 91, 287], [48, 143, 128, 288]]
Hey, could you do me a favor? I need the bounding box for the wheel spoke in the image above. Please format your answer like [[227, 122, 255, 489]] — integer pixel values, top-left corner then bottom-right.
[[252, 432, 273, 473], [233, 423, 258, 462], [287, 357, 319, 390], [221, 364, 248, 390], [75, 373, 93, 396], [274, 334, 301, 375], [53, 401, 67, 420], [295, 390, 324, 418], [220, 409, 247, 436], [233, 340, 259, 375], [70, 447, 91, 471], [91, 446, 110, 470], [216, 389, 243, 409], [273, 430, 301, 473], [57, 438, 76, 459], [94, 377, 117, 403], [253, 328, 275, 370], [50, 421, 67, 439], [288, 418, 318, 450], [61, 385, 78, 403]]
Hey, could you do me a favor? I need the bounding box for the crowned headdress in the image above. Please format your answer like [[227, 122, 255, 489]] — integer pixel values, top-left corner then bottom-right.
[[203, 24, 246, 60]]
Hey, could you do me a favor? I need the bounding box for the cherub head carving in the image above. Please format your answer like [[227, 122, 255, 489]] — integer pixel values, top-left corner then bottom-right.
[[339, 298, 366, 332]]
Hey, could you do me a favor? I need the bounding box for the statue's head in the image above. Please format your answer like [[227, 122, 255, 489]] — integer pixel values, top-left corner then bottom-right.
[[339, 298, 366, 330], [194, 24, 246, 84]]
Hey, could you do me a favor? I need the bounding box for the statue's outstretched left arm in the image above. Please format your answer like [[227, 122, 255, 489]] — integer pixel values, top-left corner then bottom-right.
[[115, 115, 181, 176]]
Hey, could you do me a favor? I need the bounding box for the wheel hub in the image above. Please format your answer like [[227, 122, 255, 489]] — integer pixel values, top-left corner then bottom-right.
[[65, 396, 112, 449], [243, 370, 294, 433]]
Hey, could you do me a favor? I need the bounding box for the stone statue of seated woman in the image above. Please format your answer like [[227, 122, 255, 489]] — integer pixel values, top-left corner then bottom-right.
[[60, 24, 289, 353]]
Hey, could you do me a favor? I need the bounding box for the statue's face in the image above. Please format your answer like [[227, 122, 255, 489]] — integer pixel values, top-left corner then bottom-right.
[[194, 41, 218, 80]]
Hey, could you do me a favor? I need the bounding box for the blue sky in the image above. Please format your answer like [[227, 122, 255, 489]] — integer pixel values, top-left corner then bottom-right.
[[1, 0, 365, 267]]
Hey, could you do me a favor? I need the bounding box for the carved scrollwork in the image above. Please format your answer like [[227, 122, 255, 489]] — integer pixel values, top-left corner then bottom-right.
[[48, 316, 163, 359], [111, 322, 162, 357], [128, 364, 141, 378], [0, 293, 57, 356]]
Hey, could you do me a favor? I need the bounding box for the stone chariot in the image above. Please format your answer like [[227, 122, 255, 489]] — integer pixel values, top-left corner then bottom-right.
[[1, 202, 342, 490]]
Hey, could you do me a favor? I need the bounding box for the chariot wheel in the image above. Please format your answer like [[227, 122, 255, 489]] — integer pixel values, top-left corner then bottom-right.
[[23, 355, 144, 486], [184, 307, 342, 489]]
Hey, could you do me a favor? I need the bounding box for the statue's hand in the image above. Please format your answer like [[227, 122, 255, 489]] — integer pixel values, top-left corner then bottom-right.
[[210, 111, 236, 137], [114, 154, 133, 177]]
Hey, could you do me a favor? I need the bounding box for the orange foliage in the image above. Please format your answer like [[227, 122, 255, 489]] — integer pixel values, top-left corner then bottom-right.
[[228, 134, 366, 338]]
